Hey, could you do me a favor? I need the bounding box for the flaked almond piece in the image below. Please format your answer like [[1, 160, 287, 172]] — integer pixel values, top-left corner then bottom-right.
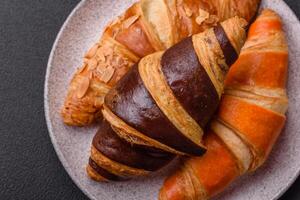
[[76, 76, 90, 99], [100, 66, 115, 83], [93, 70, 103, 81], [205, 15, 219, 25], [196, 8, 210, 25], [95, 51, 106, 62], [111, 56, 124, 67], [87, 58, 98, 70], [183, 4, 193, 17], [122, 15, 139, 29], [97, 62, 107, 72], [85, 43, 99, 59], [102, 46, 114, 56], [107, 53, 114, 62]]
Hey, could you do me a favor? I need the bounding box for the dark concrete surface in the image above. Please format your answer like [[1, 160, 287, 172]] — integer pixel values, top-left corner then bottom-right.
[[0, 0, 299, 199]]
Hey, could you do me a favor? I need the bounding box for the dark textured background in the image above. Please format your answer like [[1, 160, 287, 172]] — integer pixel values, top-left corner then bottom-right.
[[0, 0, 299, 199]]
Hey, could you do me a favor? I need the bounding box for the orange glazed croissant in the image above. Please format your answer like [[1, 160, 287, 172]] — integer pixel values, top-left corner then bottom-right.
[[160, 9, 289, 200], [61, 0, 260, 126], [86, 16, 248, 181]]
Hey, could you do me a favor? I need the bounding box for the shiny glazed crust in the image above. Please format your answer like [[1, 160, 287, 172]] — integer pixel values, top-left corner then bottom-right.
[[61, 0, 260, 126], [88, 17, 247, 181], [160, 9, 289, 200]]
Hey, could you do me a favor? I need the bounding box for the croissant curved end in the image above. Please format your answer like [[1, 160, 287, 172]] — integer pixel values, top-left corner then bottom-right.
[[61, 0, 261, 127], [159, 8, 288, 200]]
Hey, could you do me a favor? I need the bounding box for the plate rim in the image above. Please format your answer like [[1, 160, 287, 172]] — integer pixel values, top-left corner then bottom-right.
[[44, 1, 95, 200], [44, 1, 300, 200]]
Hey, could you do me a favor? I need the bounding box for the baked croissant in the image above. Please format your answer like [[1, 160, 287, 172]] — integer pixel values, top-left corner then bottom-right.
[[87, 16, 248, 181], [61, 0, 260, 126], [160, 9, 289, 200]]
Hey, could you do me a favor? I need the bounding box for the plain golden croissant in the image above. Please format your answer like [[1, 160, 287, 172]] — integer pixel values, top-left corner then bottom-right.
[[61, 0, 260, 126], [87, 16, 248, 181], [159, 9, 289, 200]]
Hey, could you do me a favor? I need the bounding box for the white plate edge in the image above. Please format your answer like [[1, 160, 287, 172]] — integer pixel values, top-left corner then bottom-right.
[[43, 1, 300, 200], [44, 1, 97, 200]]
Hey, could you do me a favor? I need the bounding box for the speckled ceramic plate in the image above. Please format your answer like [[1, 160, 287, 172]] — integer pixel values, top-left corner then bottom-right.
[[44, 0, 300, 200]]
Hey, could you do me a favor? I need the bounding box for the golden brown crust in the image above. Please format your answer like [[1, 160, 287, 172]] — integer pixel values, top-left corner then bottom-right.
[[106, 3, 156, 57], [160, 9, 289, 200], [140, 0, 175, 49], [86, 16, 247, 182], [192, 16, 247, 96], [90, 145, 149, 178], [62, 0, 260, 127], [225, 89, 288, 114], [211, 120, 253, 173], [101, 18, 246, 156], [159, 162, 208, 200], [86, 165, 108, 182], [114, 18, 156, 57], [225, 52, 288, 92], [221, 10, 289, 170], [61, 36, 139, 126], [102, 105, 184, 155], [220, 16, 247, 55], [192, 28, 227, 97], [138, 52, 205, 148], [160, 133, 239, 200], [218, 95, 286, 170]]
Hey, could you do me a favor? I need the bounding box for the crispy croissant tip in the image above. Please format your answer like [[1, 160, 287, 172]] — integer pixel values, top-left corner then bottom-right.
[[260, 8, 281, 19], [159, 8, 288, 200], [159, 169, 185, 200], [237, 17, 249, 28], [86, 164, 108, 182], [159, 188, 167, 200], [225, 16, 248, 29]]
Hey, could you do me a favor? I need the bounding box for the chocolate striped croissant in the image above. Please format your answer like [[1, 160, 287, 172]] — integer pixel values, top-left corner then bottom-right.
[[87, 16, 248, 181], [61, 0, 260, 126], [160, 9, 289, 200]]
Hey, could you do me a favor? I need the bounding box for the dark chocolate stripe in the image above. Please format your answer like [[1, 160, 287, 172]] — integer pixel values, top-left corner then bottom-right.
[[105, 63, 206, 156], [161, 37, 219, 128], [214, 24, 238, 67], [89, 158, 125, 181], [93, 120, 175, 171]]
